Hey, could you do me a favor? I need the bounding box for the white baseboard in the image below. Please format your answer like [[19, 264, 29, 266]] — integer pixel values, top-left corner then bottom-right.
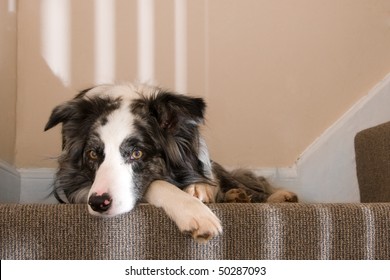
[[0, 160, 20, 203], [19, 168, 57, 203], [0, 161, 57, 203]]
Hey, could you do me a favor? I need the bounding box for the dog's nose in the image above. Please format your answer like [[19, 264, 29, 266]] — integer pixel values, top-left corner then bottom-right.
[[88, 192, 112, 213]]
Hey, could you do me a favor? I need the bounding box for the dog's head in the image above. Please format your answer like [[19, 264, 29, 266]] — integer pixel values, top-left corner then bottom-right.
[[45, 84, 208, 216]]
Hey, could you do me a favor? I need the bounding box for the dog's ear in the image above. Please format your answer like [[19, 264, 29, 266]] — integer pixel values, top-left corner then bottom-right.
[[44, 87, 96, 131], [45, 95, 121, 152], [131, 91, 206, 132], [44, 99, 83, 151], [44, 101, 77, 131], [45, 93, 121, 132]]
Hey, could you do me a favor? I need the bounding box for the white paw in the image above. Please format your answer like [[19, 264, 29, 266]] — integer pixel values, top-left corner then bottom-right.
[[170, 195, 222, 243], [145, 180, 222, 242], [184, 183, 217, 203]]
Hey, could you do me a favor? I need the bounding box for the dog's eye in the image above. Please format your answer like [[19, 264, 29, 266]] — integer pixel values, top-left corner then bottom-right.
[[87, 150, 98, 161], [130, 149, 143, 160]]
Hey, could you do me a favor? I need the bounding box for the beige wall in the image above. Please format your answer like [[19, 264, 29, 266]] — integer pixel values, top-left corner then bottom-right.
[[206, 0, 390, 167], [0, 0, 17, 165], [10, 0, 390, 168]]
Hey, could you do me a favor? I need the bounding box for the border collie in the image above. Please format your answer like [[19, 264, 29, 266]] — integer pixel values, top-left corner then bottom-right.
[[45, 84, 297, 242]]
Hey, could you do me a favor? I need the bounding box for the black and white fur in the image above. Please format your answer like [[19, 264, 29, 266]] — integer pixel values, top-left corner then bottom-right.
[[45, 84, 297, 242]]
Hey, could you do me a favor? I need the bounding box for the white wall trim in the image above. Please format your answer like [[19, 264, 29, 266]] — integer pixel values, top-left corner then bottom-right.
[[0, 159, 19, 177], [0, 162, 57, 203], [255, 73, 390, 203], [298, 73, 390, 166], [18, 167, 55, 179], [0, 159, 20, 202], [18, 168, 57, 203]]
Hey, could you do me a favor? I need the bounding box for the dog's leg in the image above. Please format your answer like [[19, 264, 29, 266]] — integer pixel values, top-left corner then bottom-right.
[[145, 180, 222, 243], [184, 183, 218, 203]]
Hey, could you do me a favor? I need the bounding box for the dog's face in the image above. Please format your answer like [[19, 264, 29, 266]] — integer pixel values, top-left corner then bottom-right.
[[45, 84, 208, 217]]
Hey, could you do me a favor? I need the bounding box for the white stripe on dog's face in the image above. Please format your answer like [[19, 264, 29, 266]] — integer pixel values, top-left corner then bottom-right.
[[88, 99, 136, 216]]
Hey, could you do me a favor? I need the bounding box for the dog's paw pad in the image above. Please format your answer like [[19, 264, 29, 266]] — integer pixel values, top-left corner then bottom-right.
[[192, 231, 213, 243], [285, 193, 298, 202], [183, 229, 213, 243], [224, 188, 251, 203], [267, 190, 299, 203], [176, 207, 222, 242], [194, 217, 222, 243]]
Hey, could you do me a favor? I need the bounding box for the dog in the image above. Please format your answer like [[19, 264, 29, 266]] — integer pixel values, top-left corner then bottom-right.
[[45, 84, 297, 242]]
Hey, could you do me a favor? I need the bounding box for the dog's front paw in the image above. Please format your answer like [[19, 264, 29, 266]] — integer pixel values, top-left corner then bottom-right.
[[224, 188, 252, 203], [172, 197, 222, 243], [184, 183, 217, 203], [266, 190, 298, 203], [145, 180, 222, 243]]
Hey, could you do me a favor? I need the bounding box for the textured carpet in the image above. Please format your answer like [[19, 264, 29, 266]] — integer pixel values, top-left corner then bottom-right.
[[1, 203, 389, 260]]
